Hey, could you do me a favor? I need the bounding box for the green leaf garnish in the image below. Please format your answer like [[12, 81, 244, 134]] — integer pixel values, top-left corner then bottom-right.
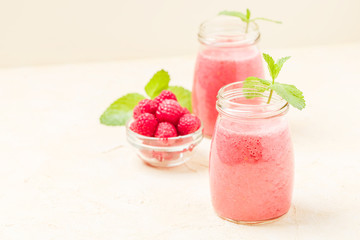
[[263, 54, 291, 81], [219, 8, 281, 33], [100, 70, 193, 126], [269, 83, 306, 110], [219, 10, 247, 22], [167, 86, 192, 113], [250, 17, 282, 24], [262, 53, 276, 79], [276, 56, 291, 73], [244, 53, 306, 110], [100, 93, 145, 126], [145, 69, 170, 99], [243, 77, 270, 98], [246, 9, 251, 19]]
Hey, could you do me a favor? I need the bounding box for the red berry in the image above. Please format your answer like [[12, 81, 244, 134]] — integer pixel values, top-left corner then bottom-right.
[[130, 113, 158, 137], [177, 114, 201, 135], [156, 99, 183, 125], [181, 107, 190, 115], [133, 99, 157, 119], [154, 122, 178, 138], [154, 90, 177, 105]]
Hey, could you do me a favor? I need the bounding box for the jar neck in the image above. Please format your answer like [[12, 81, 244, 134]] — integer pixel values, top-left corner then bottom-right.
[[216, 81, 289, 120], [198, 15, 260, 47]]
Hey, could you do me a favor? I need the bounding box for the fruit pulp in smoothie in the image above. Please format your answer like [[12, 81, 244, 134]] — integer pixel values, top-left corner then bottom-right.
[[209, 117, 294, 222], [192, 46, 264, 137]]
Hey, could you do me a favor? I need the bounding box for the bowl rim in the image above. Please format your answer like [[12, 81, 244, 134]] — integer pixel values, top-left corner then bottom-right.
[[125, 117, 204, 141]]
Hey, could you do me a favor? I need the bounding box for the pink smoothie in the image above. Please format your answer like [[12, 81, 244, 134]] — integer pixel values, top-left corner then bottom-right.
[[192, 46, 264, 137], [209, 117, 294, 222]]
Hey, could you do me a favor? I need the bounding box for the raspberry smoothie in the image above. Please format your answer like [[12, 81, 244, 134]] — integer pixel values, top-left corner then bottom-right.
[[210, 116, 294, 223], [193, 46, 264, 137]]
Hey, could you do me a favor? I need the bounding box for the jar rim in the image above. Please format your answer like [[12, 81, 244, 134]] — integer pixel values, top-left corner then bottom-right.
[[216, 81, 289, 119], [198, 15, 260, 47]]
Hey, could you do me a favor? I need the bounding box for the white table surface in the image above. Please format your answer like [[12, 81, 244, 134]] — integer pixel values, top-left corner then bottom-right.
[[1, 43, 360, 239]]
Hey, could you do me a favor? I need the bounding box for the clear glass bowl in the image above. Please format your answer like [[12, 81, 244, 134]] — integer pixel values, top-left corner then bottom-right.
[[126, 119, 204, 168]]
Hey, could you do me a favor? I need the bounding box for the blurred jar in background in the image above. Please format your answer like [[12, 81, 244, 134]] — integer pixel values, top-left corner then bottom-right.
[[192, 15, 264, 137]]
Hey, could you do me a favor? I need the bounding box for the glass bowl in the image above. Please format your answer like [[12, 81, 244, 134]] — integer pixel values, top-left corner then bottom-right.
[[126, 119, 204, 168]]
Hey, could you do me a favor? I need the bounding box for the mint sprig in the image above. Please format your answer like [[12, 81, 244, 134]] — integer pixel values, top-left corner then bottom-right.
[[244, 53, 306, 110], [168, 86, 192, 113], [100, 93, 146, 126], [219, 9, 281, 33], [145, 70, 170, 99], [243, 76, 271, 98], [100, 70, 192, 126]]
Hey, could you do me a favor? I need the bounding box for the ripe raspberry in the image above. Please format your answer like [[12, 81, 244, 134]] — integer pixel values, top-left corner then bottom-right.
[[133, 99, 157, 119], [154, 122, 178, 138], [177, 114, 201, 135], [154, 90, 177, 105], [156, 99, 183, 125], [181, 107, 190, 115], [130, 113, 158, 137]]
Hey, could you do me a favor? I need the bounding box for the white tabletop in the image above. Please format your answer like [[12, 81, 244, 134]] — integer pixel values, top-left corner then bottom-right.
[[1, 43, 360, 239]]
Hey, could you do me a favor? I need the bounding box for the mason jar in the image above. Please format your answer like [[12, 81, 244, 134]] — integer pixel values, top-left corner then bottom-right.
[[192, 15, 264, 137], [209, 81, 294, 224]]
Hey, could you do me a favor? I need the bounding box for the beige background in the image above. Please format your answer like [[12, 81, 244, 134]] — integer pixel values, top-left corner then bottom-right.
[[0, 0, 360, 67]]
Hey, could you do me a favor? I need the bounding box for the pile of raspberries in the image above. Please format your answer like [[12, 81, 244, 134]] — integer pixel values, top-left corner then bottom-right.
[[130, 90, 201, 138]]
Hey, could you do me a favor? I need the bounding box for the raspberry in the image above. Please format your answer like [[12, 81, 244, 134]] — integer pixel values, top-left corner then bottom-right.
[[177, 114, 201, 135], [154, 122, 178, 138], [130, 113, 158, 137], [133, 99, 157, 119], [156, 99, 183, 125], [154, 90, 177, 105], [181, 107, 190, 115]]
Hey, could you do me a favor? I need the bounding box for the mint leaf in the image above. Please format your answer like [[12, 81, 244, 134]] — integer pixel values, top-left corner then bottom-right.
[[262, 54, 290, 81], [270, 83, 306, 110], [219, 10, 247, 22], [145, 70, 170, 99], [243, 77, 271, 98], [250, 17, 282, 24], [100, 93, 145, 126], [245, 53, 306, 110], [246, 9, 251, 19], [273, 56, 291, 79], [167, 86, 192, 113], [219, 9, 281, 33], [262, 53, 276, 80], [276, 56, 291, 69], [244, 77, 271, 87]]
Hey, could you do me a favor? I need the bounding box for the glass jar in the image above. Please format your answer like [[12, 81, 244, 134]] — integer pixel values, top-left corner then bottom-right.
[[192, 15, 264, 137], [126, 119, 204, 168], [209, 82, 294, 224]]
